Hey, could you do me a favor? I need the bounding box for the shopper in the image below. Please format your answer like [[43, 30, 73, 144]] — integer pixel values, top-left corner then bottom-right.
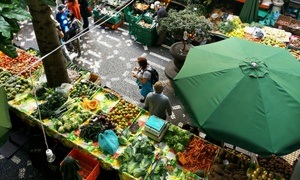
[[152, 1, 168, 46], [66, 13, 82, 58], [78, 0, 90, 31], [66, 0, 81, 21], [55, 4, 69, 40], [131, 57, 153, 103], [143, 81, 172, 120]]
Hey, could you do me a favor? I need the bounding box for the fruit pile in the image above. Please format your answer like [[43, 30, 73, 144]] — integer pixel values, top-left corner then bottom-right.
[[0, 49, 42, 78], [107, 99, 141, 131], [0, 69, 32, 100], [70, 79, 100, 99]]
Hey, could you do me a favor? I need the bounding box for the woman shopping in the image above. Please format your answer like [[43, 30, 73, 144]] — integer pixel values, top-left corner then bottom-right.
[[132, 57, 154, 103]]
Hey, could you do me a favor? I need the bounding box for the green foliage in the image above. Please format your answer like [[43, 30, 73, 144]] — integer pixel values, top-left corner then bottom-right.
[[0, 0, 55, 58], [0, 1, 31, 57], [157, 8, 214, 41], [217, 20, 235, 34]]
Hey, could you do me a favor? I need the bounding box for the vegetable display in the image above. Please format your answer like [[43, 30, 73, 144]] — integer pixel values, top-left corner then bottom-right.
[[32, 91, 68, 119], [177, 136, 219, 174], [79, 114, 115, 142], [53, 103, 93, 133], [117, 135, 155, 178], [163, 124, 192, 153]]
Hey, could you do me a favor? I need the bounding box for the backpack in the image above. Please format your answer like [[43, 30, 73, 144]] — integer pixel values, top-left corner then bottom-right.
[[146, 68, 159, 84]]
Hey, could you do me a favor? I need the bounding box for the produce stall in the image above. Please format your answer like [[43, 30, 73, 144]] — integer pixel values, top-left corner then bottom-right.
[[0, 48, 297, 179]]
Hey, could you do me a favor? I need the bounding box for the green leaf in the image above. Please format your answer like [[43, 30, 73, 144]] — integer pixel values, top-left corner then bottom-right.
[[0, 16, 11, 38], [0, 3, 31, 21], [0, 36, 17, 58]]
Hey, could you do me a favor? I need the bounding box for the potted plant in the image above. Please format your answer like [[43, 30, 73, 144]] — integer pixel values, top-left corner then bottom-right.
[[157, 5, 214, 71]]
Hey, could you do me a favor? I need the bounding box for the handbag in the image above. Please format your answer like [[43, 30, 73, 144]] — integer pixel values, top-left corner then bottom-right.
[[98, 130, 119, 155]]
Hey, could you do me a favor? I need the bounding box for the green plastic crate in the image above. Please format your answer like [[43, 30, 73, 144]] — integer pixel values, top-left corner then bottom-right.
[[134, 17, 158, 46], [93, 9, 122, 24]]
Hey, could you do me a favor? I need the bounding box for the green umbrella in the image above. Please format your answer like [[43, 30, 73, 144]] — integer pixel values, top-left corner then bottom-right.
[[239, 0, 259, 23], [0, 87, 11, 146], [174, 37, 300, 156]]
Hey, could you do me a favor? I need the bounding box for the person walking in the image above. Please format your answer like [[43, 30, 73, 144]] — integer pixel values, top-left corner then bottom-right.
[[143, 81, 172, 120], [66, 13, 82, 58], [152, 1, 168, 46], [78, 0, 90, 31], [55, 4, 69, 40], [66, 0, 81, 21], [131, 57, 154, 103]]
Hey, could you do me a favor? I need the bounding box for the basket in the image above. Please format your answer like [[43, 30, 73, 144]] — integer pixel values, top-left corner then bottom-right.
[[61, 148, 100, 180], [89, 73, 101, 85], [274, 15, 292, 31]]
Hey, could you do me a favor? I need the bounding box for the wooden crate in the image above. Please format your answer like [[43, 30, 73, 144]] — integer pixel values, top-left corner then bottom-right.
[[274, 15, 293, 31]]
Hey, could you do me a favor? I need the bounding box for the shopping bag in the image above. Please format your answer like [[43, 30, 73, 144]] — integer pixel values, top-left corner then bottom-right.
[[98, 130, 119, 155]]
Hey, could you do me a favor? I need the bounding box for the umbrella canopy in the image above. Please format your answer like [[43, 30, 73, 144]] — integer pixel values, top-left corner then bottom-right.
[[174, 37, 300, 156], [0, 87, 11, 146], [239, 0, 259, 23]]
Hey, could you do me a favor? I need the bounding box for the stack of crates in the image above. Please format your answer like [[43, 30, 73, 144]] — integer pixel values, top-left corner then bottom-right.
[[127, 9, 143, 35], [134, 14, 158, 46]]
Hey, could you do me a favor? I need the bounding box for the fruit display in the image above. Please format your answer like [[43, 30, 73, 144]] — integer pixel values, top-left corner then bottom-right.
[[79, 113, 116, 142], [257, 155, 293, 179], [209, 149, 250, 180], [260, 36, 286, 48], [288, 49, 300, 60], [226, 27, 245, 38], [0, 70, 32, 100], [262, 26, 291, 43], [70, 79, 100, 99], [107, 99, 141, 132], [177, 136, 219, 175], [163, 124, 192, 153], [246, 164, 284, 180], [0, 49, 42, 78], [289, 35, 300, 49]]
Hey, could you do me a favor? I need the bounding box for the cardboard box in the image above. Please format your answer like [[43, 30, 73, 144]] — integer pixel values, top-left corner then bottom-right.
[[274, 15, 293, 31]]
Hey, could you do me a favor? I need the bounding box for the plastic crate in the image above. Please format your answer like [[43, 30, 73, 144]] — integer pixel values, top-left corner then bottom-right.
[[134, 17, 158, 46], [128, 11, 143, 35], [61, 148, 100, 180]]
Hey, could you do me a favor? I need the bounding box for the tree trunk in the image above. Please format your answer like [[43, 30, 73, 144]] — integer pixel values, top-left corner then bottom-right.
[[27, 0, 70, 87]]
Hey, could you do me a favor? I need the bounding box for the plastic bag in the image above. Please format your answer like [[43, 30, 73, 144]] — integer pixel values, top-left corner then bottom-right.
[[98, 130, 119, 155]]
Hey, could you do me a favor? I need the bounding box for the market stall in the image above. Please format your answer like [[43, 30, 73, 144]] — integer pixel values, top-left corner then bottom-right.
[[0, 46, 297, 179]]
